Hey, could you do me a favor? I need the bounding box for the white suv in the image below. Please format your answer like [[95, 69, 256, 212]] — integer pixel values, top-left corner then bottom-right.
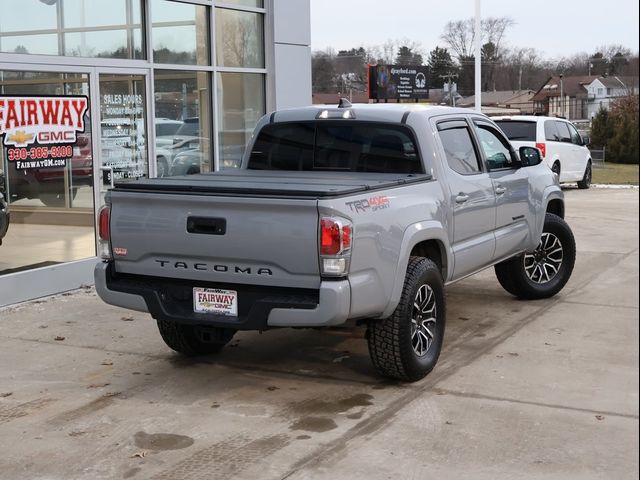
[[494, 116, 592, 189]]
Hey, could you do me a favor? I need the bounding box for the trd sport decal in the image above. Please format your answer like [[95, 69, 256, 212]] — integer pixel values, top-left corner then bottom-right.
[[345, 195, 390, 213]]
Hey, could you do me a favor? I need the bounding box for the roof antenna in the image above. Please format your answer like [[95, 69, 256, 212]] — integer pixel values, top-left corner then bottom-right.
[[338, 98, 352, 109]]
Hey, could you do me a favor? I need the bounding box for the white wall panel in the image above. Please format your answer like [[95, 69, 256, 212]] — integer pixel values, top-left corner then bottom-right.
[[274, 44, 311, 109]]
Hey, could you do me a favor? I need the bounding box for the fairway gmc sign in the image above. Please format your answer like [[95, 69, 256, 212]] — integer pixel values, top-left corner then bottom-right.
[[0, 95, 89, 170], [0, 95, 88, 147]]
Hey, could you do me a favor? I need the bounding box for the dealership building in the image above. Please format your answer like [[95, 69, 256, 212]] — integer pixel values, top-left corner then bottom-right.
[[0, 0, 312, 306]]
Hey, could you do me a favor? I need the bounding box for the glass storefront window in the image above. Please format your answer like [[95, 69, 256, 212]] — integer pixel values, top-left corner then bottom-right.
[[151, 0, 210, 66], [215, 8, 264, 68], [0, 71, 93, 209], [217, 0, 264, 7], [154, 70, 211, 176], [0, 69, 96, 276], [216, 72, 264, 169], [0, 0, 144, 59], [99, 75, 148, 183]]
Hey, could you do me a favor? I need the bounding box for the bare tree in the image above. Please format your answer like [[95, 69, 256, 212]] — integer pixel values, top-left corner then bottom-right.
[[441, 16, 514, 61], [365, 38, 425, 65], [441, 19, 476, 59], [483, 17, 515, 59]]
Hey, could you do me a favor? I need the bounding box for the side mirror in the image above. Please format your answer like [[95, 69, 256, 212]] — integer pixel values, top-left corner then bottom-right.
[[519, 146, 543, 167], [581, 134, 591, 146]]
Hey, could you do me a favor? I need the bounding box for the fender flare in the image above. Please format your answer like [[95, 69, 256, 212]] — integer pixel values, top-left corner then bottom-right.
[[380, 221, 451, 318], [532, 186, 565, 248]]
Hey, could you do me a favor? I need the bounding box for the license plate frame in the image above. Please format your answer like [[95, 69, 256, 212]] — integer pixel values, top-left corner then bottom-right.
[[193, 287, 238, 317]]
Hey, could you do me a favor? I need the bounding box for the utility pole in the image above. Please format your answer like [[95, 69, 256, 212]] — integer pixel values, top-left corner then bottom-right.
[[518, 65, 523, 91], [559, 73, 564, 118]]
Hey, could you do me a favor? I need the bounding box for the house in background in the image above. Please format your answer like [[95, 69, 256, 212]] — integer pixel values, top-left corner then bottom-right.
[[532, 76, 592, 121], [532, 75, 639, 123], [458, 89, 535, 114], [585, 76, 640, 119]]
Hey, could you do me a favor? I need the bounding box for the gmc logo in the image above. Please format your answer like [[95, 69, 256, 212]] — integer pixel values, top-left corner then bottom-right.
[[38, 131, 76, 142], [155, 260, 273, 276]]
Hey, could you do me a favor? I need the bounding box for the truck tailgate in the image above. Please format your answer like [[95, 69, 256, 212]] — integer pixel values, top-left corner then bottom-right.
[[109, 191, 321, 289]]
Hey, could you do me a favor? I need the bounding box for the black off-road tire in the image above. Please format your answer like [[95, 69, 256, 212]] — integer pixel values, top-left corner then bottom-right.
[[495, 213, 576, 300], [577, 161, 592, 189], [367, 256, 446, 382], [157, 320, 236, 356]]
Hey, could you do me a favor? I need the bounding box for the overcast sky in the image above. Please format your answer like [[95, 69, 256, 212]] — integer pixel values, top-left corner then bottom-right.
[[310, 0, 640, 59]]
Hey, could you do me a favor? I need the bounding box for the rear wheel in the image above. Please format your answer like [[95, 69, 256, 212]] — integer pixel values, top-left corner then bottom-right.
[[577, 161, 592, 189], [157, 320, 236, 356], [495, 213, 575, 300], [367, 257, 446, 382]]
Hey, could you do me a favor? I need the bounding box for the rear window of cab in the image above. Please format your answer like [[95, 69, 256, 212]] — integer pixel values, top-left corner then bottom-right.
[[248, 121, 424, 174]]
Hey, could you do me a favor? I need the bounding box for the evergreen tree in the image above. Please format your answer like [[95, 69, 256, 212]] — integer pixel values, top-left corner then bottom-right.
[[608, 96, 639, 164], [427, 47, 456, 89], [395, 46, 423, 66], [590, 107, 613, 149]]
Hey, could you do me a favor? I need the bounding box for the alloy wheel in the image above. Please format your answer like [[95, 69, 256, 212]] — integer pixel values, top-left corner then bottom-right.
[[411, 284, 437, 357], [524, 232, 564, 284]]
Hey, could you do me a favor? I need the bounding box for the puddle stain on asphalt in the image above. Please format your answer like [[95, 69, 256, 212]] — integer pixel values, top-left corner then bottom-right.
[[286, 393, 374, 432], [289, 417, 338, 433], [289, 393, 374, 416], [134, 431, 195, 451]]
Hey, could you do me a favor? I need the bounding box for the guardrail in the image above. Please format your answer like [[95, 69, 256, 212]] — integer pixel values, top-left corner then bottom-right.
[[590, 147, 606, 168]]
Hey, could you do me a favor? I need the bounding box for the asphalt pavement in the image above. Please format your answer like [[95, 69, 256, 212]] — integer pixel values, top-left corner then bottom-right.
[[0, 186, 638, 480]]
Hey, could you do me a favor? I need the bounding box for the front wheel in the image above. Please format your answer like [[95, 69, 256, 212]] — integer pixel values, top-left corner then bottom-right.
[[367, 257, 446, 382], [577, 161, 592, 189], [495, 213, 576, 300], [157, 320, 236, 356]]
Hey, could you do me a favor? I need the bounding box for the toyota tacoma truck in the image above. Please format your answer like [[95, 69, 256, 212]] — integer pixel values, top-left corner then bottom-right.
[[95, 102, 575, 382]]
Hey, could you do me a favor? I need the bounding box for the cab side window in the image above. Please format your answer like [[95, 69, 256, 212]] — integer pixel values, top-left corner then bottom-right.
[[437, 122, 482, 175], [474, 124, 515, 170]]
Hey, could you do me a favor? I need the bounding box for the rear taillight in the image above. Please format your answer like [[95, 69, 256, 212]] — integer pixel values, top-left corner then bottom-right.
[[536, 142, 546, 158], [98, 205, 112, 259], [319, 217, 352, 277]]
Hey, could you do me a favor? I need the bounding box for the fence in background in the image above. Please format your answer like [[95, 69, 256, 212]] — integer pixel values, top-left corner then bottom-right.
[[590, 147, 606, 168]]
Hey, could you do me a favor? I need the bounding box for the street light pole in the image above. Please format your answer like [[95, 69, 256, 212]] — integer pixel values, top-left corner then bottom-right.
[[474, 0, 482, 112]]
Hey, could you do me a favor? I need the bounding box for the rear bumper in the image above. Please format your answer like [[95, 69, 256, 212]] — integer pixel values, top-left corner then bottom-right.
[[94, 262, 351, 329]]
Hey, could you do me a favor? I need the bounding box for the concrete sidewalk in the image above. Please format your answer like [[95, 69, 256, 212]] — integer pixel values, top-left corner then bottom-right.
[[0, 188, 638, 480]]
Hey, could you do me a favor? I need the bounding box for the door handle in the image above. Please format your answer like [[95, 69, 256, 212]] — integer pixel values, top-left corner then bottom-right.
[[455, 193, 469, 204], [495, 186, 506, 195]]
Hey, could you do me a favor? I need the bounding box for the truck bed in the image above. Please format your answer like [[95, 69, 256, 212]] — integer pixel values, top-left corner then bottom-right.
[[114, 170, 431, 198]]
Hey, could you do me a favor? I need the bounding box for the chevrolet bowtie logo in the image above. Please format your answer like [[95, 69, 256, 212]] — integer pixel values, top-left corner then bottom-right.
[[7, 130, 34, 146]]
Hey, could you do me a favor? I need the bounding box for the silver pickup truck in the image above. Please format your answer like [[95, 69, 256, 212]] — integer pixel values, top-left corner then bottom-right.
[[95, 103, 575, 382]]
